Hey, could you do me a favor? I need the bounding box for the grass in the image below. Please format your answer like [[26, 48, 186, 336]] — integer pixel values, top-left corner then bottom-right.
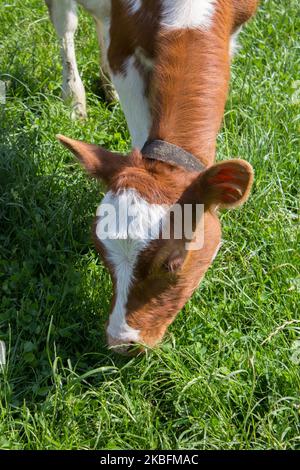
[[0, 0, 299, 450]]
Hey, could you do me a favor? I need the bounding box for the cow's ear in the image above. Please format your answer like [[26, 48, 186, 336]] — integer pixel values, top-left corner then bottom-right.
[[57, 134, 126, 183], [199, 159, 254, 208]]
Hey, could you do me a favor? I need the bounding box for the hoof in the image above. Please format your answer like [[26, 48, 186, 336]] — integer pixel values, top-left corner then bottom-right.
[[70, 102, 87, 120]]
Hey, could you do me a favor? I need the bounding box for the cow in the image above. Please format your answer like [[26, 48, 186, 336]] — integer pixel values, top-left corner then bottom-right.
[[46, 0, 259, 354]]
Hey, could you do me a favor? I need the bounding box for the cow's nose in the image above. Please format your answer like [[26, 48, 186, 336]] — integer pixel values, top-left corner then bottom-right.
[[106, 334, 140, 356]]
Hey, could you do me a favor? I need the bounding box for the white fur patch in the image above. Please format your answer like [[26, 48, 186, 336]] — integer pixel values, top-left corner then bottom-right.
[[230, 26, 243, 57], [111, 56, 151, 149], [211, 241, 222, 262], [125, 0, 142, 15], [96, 190, 168, 343], [161, 0, 216, 30]]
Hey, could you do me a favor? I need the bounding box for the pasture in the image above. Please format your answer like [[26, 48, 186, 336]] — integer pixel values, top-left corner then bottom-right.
[[0, 0, 299, 449]]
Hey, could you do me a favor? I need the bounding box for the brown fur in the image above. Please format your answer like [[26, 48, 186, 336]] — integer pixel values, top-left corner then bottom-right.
[[57, 0, 259, 352]]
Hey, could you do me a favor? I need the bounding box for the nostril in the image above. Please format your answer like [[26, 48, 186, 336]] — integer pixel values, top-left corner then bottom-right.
[[106, 331, 144, 355]]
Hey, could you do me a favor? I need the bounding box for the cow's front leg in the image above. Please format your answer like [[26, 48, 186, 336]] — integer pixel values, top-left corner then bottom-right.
[[45, 0, 86, 118]]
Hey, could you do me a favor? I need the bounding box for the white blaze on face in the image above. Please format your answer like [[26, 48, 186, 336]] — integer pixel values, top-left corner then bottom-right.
[[96, 190, 168, 343], [161, 0, 216, 30]]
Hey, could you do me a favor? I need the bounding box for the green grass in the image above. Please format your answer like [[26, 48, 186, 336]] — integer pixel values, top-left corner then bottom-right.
[[0, 0, 299, 450]]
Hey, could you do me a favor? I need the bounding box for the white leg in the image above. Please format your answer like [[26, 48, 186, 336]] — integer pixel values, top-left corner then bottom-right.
[[46, 0, 87, 118]]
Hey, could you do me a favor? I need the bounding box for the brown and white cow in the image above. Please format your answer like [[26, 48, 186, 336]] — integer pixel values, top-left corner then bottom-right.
[[48, 0, 258, 353]]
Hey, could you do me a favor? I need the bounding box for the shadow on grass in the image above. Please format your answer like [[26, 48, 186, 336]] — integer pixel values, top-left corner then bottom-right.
[[0, 108, 128, 406]]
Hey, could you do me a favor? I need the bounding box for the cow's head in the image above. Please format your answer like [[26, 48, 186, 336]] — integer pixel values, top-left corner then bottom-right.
[[58, 135, 253, 354]]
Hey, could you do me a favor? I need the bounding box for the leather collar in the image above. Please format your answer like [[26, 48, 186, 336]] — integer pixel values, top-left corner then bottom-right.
[[141, 139, 205, 172]]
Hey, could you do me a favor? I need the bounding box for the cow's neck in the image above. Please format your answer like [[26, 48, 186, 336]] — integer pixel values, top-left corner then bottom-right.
[[108, 3, 231, 168], [149, 28, 230, 168]]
